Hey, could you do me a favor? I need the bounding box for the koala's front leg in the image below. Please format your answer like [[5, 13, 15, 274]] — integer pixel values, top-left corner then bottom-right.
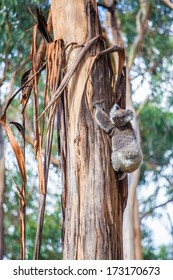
[[93, 103, 114, 134]]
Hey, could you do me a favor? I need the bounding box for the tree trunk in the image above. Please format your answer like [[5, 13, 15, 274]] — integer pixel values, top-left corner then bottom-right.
[[0, 106, 5, 259], [134, 195, 142, 259], [101, 0, 146, 260], [123, 168, 140, 259], [51, 0, 127, 259]]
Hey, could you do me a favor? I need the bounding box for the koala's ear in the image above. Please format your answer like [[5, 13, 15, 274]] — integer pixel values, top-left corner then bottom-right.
[[113, 109, 134, 126]]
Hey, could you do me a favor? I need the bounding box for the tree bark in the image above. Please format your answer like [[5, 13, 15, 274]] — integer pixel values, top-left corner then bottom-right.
[[51, 0, 127, 259]]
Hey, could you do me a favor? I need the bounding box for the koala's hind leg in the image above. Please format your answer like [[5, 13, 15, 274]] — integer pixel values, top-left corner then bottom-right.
[[111, 152, 121, 171], [111, 153, 126, 180]]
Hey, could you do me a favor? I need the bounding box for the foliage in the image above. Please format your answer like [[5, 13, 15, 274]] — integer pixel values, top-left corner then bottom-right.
[[118, 0, 173, 101], [139, 102, 173, 175], [142, 225, 173, 260], [0, 0, 50, 89]]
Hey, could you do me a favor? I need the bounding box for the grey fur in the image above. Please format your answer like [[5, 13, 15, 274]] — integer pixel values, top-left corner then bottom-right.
[[94, 103, 143, 180]]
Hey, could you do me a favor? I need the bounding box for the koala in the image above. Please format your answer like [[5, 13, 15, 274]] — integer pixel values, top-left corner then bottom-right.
[[93, 102, 143, 180]]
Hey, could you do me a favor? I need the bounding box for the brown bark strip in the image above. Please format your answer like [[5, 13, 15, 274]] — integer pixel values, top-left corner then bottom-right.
[[0, 121, 26, 182], [39, 35, 101, 119], [9, 117, 26, 259], [33, 39, 64, 259], [21, 11, 52, 113], [10, 176, 26, 259], [0, 119, 26, 259], [32, 25, 45, 195]]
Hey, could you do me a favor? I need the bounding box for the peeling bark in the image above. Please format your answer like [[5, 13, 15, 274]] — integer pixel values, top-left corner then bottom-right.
[[51, 0, 127, 259]]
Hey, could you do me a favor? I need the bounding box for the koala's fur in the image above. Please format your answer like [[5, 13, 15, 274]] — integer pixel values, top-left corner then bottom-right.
[[93, 103, 143, 180]]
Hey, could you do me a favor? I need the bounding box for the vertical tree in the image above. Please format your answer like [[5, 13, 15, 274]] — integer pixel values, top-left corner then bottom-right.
[[51, 0, 127, 259]]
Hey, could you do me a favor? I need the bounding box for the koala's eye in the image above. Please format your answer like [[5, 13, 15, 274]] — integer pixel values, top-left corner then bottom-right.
[[115, 105, 120, 110]]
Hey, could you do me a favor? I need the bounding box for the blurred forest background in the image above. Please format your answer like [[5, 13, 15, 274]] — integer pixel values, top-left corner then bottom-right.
[[0, 0, 173, 260]]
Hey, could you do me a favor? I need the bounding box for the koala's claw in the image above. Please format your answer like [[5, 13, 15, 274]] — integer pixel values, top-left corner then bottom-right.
[[118, 171, 126, 180]]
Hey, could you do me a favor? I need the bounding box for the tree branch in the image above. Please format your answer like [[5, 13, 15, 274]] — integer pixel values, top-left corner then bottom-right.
[[162, 0, 173, 10], [128, 0, 151, 70], [140, 199, 173, 220]]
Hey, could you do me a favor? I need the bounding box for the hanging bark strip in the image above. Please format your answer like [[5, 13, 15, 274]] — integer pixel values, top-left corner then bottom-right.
[[33, 39, 64, 259], [32, 25, 45, 195], [10, 120, 26, 259], [0, 25, 46, 259], [0, 119, 26, 259], [21, 10, 52, 113], [38, 35, 100, 119], [20, 69, 27, 261]]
